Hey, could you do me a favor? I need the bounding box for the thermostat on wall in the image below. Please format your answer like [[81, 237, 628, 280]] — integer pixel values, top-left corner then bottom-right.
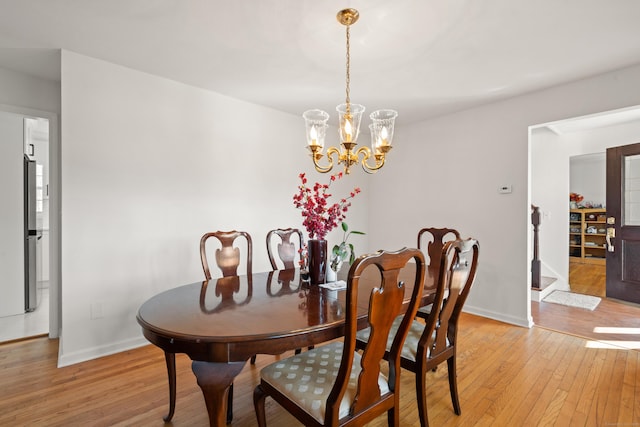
[[498, 185, 512, 194]]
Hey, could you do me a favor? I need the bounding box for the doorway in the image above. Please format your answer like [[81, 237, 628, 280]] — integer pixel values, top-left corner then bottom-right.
[[530, 107, 640, 348], [531, 107, 640, 296], [569, 153, 606, 298], [0, 107, 56, 343]]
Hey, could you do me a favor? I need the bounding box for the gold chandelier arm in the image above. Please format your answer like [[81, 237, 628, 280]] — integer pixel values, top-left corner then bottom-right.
[[325, 146, 341, 172], [355, 146, 385, 174], [309, 146, 338, 173]]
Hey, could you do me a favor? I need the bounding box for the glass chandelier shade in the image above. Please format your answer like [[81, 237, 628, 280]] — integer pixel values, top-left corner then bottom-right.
[[303, 109, 330, 150], [369, 109, 397, 155], [336, 103, 364, 145]]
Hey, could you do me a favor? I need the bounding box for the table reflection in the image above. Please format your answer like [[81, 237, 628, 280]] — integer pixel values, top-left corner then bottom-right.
[[298, 285, 344, 326], [266, 269, 303, 296], [199, 276, 252, 314], [195, 271, 346, 327]]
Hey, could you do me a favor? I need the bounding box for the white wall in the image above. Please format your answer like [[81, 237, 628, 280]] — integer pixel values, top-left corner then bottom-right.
[[369, 62, 640, 327], [570, 154, 606, 207], [530, 127, 571, 290], [59, 50, 370, 366], [566, 121, 640, 157], [0, 66, 60, 114], [0, 111, 25, 316]]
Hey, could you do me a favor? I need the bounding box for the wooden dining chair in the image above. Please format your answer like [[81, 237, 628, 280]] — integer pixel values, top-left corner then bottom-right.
[[194, 230, 253, 424], [200, 230, 253, 280], [266, 228, 304, 270], [253, 247, 426, 427], [416, 227, 461, 319], [417, 227, 461, 269], [266, 228, 309, 356], [356, 238, 479, 427], [156, 230, 253, 424]]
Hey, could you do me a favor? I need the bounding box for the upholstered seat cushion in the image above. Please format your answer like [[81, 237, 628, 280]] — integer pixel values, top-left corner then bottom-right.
[[416, 303, 433, 316], [260, 342, 389, 424], [417, 289, 449, 317], [356, 317, 430, 363]]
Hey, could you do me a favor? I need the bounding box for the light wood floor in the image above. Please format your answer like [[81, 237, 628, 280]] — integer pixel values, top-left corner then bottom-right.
[[1, 310, 639, 426], [568, 261, 606, 297], [1, 263, 638, 426], [533, 260, 640, 350]]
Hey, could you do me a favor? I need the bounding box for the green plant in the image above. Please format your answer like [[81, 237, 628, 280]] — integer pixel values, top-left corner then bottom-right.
[[330, 222, 365, 271]]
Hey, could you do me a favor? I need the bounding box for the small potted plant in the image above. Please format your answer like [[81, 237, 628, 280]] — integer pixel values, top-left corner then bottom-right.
[[327, 222, 365, 281]]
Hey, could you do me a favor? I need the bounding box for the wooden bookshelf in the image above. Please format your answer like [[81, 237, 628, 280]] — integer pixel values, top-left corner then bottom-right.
[[569, 208, 606, 265]]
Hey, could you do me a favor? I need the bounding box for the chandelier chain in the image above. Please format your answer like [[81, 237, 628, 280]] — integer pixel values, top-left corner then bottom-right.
[[345, 24, 351, 115]]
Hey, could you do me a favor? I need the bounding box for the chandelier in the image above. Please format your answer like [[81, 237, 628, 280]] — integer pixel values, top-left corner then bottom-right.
[[303, 8, 397, 175]]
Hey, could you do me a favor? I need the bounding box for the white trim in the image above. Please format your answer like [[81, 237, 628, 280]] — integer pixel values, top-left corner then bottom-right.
[[57, 336, 149, 368], [463, 305, 533, 329]]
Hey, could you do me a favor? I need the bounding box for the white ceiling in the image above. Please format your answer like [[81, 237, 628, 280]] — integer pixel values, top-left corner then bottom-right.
[[1, 0, 640, 125]]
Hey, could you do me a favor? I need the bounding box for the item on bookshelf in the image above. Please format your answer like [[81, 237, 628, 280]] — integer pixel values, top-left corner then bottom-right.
[[570, 192, 584, 202], [581, 201, 603, 209]]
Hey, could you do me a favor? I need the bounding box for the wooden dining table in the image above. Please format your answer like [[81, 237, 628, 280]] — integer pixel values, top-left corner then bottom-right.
[[137, 263, 437, 427]]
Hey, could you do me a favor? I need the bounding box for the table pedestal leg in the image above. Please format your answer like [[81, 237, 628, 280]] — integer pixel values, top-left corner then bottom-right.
[[191, 361, 246, 427], [163, 352, 176, 421]]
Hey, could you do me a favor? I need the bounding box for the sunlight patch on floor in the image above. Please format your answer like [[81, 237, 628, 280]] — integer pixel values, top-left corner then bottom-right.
[[593, 326, 640, 334], [585, 340, 640, 349]]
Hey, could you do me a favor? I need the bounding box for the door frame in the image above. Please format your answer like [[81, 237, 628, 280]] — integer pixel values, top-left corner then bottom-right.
[[0, 103, 59, 339], [529, 106, 640, 308]]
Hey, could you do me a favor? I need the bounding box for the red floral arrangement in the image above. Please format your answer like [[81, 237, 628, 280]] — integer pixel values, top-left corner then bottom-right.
[[293, 172, 361, 240], [570, 192, 584, 203]]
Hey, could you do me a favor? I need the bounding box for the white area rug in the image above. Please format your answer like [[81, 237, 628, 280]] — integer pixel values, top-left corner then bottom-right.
[[542, 290, 601, 311]]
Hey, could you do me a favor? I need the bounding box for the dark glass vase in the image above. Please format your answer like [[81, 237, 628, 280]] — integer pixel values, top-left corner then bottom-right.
[[308, 239, 327, 285]]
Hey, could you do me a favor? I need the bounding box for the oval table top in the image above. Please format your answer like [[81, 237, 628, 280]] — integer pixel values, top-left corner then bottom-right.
[[137, 264, 435, 362]]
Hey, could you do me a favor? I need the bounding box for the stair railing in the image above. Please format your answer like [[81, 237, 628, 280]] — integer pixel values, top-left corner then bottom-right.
[[531, 204, 541, 289]]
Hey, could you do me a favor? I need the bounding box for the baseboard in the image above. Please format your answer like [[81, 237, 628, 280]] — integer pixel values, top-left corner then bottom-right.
[[463, 304, 533, 328], [55, 304, 534, 367], [57, 336, 149, 368]]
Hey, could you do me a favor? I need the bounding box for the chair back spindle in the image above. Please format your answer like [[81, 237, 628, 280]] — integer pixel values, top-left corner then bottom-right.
[[417, 227, 461, 269], [200, 230, 253, 279], [266, 228, 304, 270]]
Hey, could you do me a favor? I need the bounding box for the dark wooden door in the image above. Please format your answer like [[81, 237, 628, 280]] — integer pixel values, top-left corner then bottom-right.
[[606, 142, 640, 303]]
